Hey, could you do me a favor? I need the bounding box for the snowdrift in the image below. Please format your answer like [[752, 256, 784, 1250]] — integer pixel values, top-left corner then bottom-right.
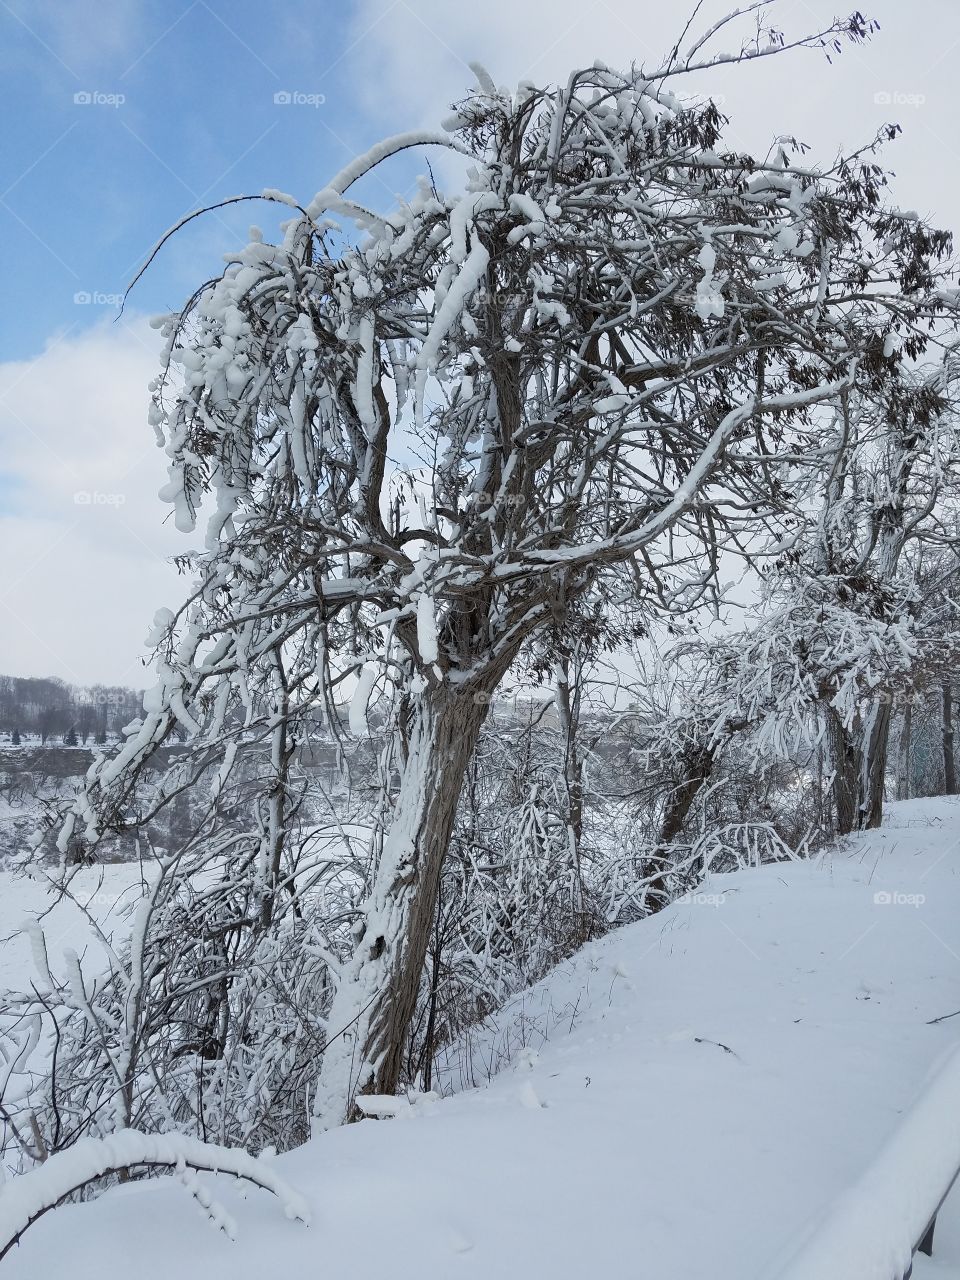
[[5, 797, 960, 1280]]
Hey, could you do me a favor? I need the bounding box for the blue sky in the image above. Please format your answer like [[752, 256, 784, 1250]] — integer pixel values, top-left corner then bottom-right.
[[0, 0, 396, 358], [3, 0, 960, 685], [7, 0, 960, 364]]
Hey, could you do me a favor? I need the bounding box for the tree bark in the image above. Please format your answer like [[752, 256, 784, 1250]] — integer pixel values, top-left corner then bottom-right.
[[555, 663, 585, 921], [859, 697, 892, 830], [897, 700, 913, 801], [825, 707, 859, 836], [312, 679, 495, 1128], [645, 742, 715, 910], [944, 683, 957, 796]]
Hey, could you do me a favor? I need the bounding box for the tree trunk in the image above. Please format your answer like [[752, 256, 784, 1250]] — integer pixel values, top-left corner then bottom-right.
[[825, 707, 859, 836], [258, 660, 294, 931], [555, 664, 585, 922], [312, 680, 494, 1129], [859, 697, 892, 830], [944, 683, 957, 796], [420, 908, 444, 1095], [897, 700, 913, 801], [645, 743, 714, 910]]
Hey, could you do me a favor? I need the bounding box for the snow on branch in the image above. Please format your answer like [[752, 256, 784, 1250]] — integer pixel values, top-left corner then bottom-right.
[[306, 130, 469, 219], [0, 1129, 310, 1262]]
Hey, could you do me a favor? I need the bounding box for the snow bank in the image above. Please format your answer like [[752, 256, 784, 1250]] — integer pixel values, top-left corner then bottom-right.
[[6, 798, 960, 1280]]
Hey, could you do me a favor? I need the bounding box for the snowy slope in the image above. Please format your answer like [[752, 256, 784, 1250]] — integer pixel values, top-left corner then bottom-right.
[[5, 797, 960, 1280]]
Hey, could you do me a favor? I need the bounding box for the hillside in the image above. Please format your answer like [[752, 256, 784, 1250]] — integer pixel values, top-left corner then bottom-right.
[[4, 797, 960, 1279]]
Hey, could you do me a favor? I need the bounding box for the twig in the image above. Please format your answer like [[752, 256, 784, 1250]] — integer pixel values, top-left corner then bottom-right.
[[927, 1009, 960, 1025], [694, 1035, 741, 1059]]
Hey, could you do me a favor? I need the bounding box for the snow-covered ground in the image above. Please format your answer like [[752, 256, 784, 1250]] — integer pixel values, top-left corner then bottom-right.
[[5, 796, 960, 1279]]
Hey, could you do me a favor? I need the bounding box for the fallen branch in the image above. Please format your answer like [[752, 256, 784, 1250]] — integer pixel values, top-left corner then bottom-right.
[[927, 1009, 960, 1025], [694, 1036, 741, 1059]]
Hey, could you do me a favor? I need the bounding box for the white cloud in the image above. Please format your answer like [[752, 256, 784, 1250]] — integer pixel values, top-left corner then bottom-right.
[[3, 0, 146, 76], [0, 318, 191, 687], [347, 0, 960, 232], [348, 0, 664, 123]]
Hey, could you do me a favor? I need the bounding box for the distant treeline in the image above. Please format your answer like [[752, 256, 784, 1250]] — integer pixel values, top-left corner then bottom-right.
[[0, 675, 142, 743]]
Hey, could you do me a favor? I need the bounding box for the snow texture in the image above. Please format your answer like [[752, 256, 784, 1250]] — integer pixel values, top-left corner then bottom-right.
[[416, 592, 439, 665], [348, 665, 378, 736], [767, 1041, 960, 1278], [0, 1129, 309, 1261], [6, 799, 960, 1279]]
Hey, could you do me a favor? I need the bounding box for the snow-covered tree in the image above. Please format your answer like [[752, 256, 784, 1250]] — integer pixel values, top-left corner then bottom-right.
[[41, 12, 960, 1130], [736, 364, 960, 832]]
